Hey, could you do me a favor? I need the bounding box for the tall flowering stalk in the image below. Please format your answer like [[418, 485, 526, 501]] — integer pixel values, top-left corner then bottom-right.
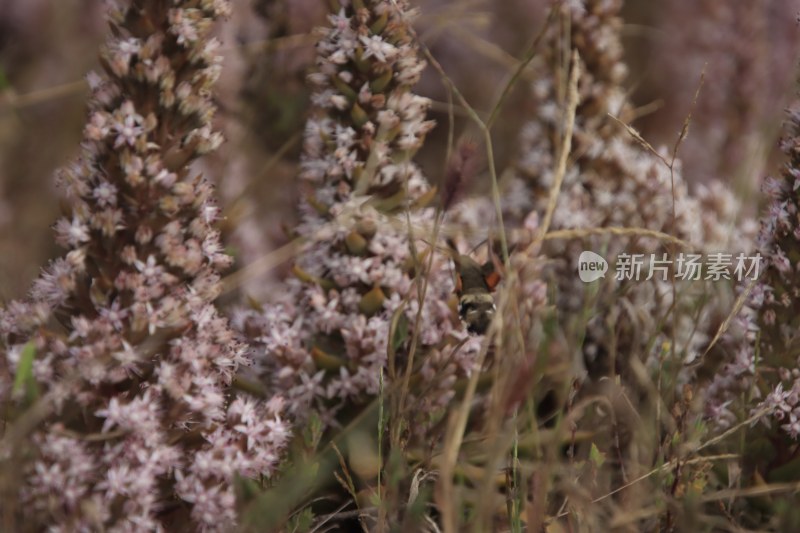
[[754, 101, 800, 437], [0, 1, 288, 530], [699, 94, 800, 529], [236, 0, 484, 427], [515, 0, 749, 379], [709, 100, 800, 436]]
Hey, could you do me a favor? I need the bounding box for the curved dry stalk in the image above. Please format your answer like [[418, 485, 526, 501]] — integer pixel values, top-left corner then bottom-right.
[[534, 49, 580, 246], [543, 227, 691, 249]]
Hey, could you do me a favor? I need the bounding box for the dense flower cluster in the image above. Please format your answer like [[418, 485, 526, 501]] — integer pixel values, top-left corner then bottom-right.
[[0, 1, 288, 530], [235, 0, 484, 426], [515, 0, 751, 380], [708, 101, 800, 438]]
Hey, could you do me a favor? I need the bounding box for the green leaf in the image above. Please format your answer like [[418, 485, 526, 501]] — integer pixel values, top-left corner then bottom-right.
[[0, 67, 9, 91], [358, 285, 386, 316], [369, 11, 389, 35], [311, 345, 346, 371], [233, 473, 262, 505], [369, 68, 393, 93], [332, 75, 358, 103], [350, 102, 370, 129], [345, 230, 368, 256], [13, 342, 39, 404], [767, 455, 800, 484], [303, 411, 323, 451], [589, 442, 606, 468], [391, 312, 409, 354], [287, 507, 315, 532]]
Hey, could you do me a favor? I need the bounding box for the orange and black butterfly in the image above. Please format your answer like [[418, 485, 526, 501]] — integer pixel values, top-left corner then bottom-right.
[[448, 239, 502, 335]]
